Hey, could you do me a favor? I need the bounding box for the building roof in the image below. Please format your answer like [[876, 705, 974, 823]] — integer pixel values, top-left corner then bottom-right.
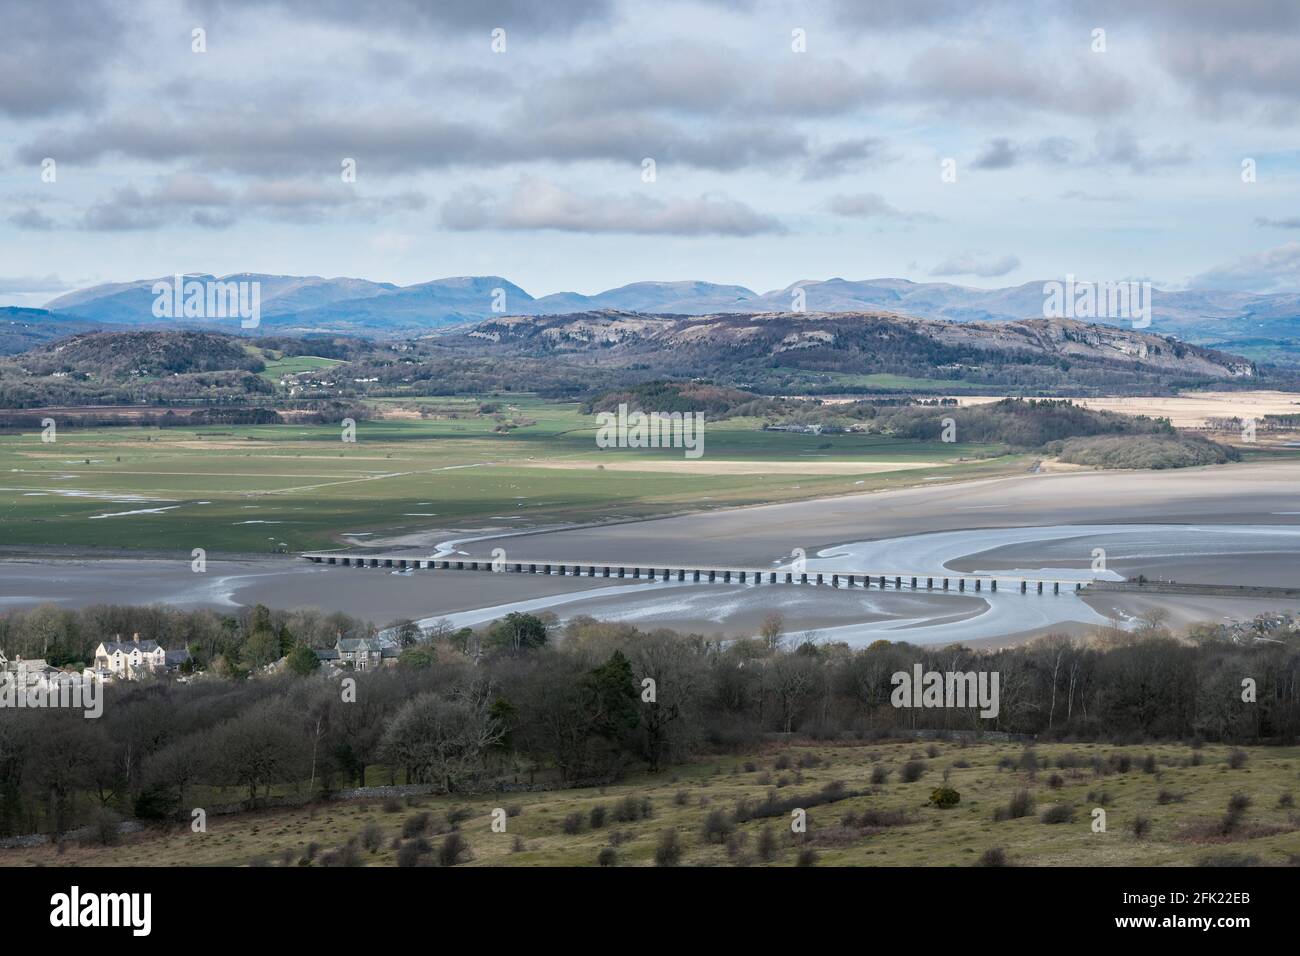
[[164, 649, 191, 665], [337, 638, 384, 653], [100, 640, 163, 654]]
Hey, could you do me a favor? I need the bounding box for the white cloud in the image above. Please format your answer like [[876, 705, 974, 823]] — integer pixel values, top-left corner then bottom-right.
[[442, 178, 785, 237], [1190, 242, 1300, 293], [929, 252, 1021, 278]]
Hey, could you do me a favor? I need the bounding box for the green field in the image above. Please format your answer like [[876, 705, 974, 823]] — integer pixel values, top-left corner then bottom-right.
[[10, 739, 1297, 867], [0, 397, 1023, 552], [256, 353, 346, 382]]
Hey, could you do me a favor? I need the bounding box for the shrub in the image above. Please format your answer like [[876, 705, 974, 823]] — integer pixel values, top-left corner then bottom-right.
[[929, 786, 961, 809], [757, 826, 778, 862], [382, 796, 402, 813], [1040, 803, 1075, 824], [613, 795, 644, 822], [926, 744, 940, 759], [702, 809, 735, 844], [1156, 789, 1185, 805], [1227, 793, 1251, 814], [654, 829, 683, 867], [320, 839, 363, 867], [1130, 815, 1152, 839], [1047, 773, 1064, 790], [977, 847, 1008, 867], [360, 821, 384, 853], [674, 789, 690, 806], [438, 831, 472, 866], [402, 812, 430, 838], [870, 765, 890, 786], [1278, 793, 1295, 809], [1227, 749, 1248, 770], [995, 789, 1036, 821], [87, 807, 122, 847], [774, 754, 792, 770], [1141, 754, 1158, 774], [589, 804, 608, 829], [796, 847, 818, 867], [900, 760, 926, 783], [597, 846, 618, 867], [562, 812, 586, 835], [396, 838, 430, 867]]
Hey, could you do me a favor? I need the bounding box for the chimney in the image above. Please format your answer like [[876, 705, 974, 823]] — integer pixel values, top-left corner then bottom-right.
[[132, 632, 140, 644]]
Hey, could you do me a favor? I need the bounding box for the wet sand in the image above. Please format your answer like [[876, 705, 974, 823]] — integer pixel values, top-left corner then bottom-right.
[[3, 461, 1298, 643], [425, 461, 1300, 579]]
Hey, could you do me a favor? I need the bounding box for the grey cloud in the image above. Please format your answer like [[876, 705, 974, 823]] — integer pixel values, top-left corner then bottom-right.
[[1161, 35, 1300, 111], [192, 0, 613, 33], [971, 138, 1018, 170], [529, 46, 887, 121], [1190, 241, 1300, 293], [828, 0, 998, 29], [972, 137, 1073, 169], [0, 0, 124, 117], [802, 137, 896, 180], [825, 193, 937, 222], [907, 45, 1134, 117], [441, 178, 785, 236], [0, 274, 64, 294], [21, 109, 807, 175], [929, 252, 1021, 278], [1256, 216, 1300, 229], [78, 173, 426, 231], [971, 132, 1189, 173], [8, 207, 57, 230], [1089, 129, 1191, 173]]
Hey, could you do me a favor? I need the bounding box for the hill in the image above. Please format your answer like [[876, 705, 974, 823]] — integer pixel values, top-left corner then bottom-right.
[[0, 330, 271, 409], [460, 310, 1256, 395], [0, 307, 105, 355], [43, 274, 1300, 354]]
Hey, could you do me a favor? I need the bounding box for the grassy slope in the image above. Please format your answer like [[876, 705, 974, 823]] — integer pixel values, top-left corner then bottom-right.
[[0, 397, 1023, 551], [9, 740, 1297, 867]]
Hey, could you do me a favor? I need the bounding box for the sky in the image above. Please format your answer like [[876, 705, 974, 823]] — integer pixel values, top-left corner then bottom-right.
[[2, 0, 1299, 308]]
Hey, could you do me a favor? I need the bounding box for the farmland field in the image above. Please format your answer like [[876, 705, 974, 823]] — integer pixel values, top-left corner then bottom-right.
[[0, 397, 1022, 552], [10, 739, 1297, 868]]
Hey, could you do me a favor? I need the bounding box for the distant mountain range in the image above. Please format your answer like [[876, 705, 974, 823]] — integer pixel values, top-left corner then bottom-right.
[[30, 273, 1300, 355]]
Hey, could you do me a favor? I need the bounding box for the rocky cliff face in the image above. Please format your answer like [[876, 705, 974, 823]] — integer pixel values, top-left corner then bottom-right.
[[467, 309, 1256, 379]]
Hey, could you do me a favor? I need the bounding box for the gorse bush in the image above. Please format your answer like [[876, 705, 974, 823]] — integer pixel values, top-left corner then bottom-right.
[[929, 787, 961, 809]]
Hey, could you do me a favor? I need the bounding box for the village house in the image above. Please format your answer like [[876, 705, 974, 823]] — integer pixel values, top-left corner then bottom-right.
[[88, 634, 188, 681], [0, 650, 96, 692], [335, 637, 399, 670]]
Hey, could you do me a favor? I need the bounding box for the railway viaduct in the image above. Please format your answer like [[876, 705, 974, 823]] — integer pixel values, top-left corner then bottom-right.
[[301, 551, 1085, 595]]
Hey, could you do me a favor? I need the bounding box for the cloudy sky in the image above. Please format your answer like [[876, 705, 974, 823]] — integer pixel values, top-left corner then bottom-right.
[[2, 0, 1299, 307]]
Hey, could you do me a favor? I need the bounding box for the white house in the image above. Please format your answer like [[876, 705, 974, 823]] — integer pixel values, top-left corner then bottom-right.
[[91, 634, 168, 681]]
